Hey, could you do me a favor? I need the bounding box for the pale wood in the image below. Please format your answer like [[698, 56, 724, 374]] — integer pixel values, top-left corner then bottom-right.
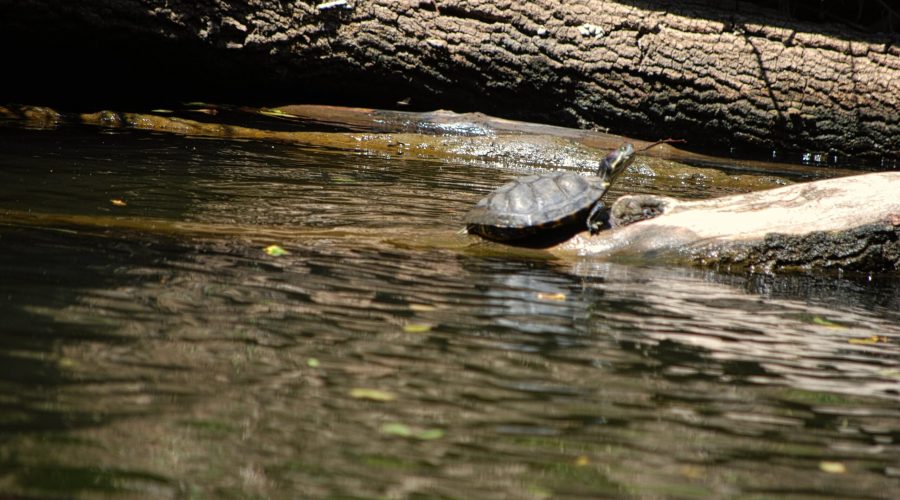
[[554, 172, 900, 272]]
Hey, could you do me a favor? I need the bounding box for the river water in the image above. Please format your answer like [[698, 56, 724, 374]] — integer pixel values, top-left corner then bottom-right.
[[0, 120, 898, 498]]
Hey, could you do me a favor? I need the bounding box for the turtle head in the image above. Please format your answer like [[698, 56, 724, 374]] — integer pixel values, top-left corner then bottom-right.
[[597, 143, 635, 184]]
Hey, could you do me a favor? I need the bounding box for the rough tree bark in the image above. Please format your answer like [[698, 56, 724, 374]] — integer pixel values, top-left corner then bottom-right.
[[2, 0, 898, 162]]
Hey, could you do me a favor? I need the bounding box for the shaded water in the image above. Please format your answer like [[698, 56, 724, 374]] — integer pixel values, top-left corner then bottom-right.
[[1, 124, 899, 498]]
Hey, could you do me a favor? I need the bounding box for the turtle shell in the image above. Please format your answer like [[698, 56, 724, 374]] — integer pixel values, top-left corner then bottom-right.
[[465, 171, 610, 245]]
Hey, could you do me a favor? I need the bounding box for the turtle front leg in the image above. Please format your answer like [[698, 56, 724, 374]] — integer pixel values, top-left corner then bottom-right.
[[586, 201, 608, 235]]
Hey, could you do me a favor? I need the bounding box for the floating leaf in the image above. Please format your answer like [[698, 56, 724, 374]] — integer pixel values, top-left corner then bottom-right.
[[380, 423, 444, 440], [110, 199, 127, 207], [409, 303, 436, 312], [414, 428, 444, 441], [811, 316, 844, 328], [403, 323, 432, 334], [306, 358, 320, 368], [537, 292, 566, 302], [819, 461, 846, 474], [58, 357, 77, 368], [380, 423, 413, 437], [350, 388, 395, 401], [849, 336, 887, 345], [264, 245, 289, 257], [574, 455, 590, 466]]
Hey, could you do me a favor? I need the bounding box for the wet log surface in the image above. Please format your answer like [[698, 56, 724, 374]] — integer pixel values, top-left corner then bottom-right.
[[555, 172, 900, 272], [2, 1, 898, 162], [2, 103, 897, 273]]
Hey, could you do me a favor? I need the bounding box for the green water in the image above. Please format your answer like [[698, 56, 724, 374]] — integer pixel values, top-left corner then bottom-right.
[[0, 123, 898, 498]]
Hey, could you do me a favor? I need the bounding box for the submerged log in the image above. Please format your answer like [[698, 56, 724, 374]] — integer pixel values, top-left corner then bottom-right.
[[0, 103, 862, 180], [3, 103, 896, 272], [553, 172, 900, 273]]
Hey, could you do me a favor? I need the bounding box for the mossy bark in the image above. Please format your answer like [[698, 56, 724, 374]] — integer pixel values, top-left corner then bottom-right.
[[2, 0, 899, 162]]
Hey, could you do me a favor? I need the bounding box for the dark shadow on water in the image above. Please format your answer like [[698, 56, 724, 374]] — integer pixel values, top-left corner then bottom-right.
[[1, 462, 179, 497], [0, 228, 200, 431]]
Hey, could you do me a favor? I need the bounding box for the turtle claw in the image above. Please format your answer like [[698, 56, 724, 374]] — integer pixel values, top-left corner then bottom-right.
[[586, 202, 609, 235]]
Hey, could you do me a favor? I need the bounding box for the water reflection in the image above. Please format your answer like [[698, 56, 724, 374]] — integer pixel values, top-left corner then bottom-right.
[[570, 262, 900, 400], [0, 125, 898, 497]]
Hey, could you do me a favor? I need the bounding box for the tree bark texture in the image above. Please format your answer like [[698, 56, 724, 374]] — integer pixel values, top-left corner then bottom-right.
[[2, 0, 899, 162]]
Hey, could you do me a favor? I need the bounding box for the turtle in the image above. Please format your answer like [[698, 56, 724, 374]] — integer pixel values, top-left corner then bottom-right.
[[465, 143, 635, 247]]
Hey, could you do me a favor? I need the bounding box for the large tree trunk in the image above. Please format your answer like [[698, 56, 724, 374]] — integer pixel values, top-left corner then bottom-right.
[[2, 1, 898, 162]]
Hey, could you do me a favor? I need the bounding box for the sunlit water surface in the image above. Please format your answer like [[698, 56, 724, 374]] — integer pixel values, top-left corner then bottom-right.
[[1, 124, 898, 498]]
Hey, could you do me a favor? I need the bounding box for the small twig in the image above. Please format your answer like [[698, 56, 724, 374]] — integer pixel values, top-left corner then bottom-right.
[[316, 0, 351, 12], [636, 138, 686, 153]]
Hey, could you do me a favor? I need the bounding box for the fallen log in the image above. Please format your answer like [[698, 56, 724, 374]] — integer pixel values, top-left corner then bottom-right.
[[0, 104, 861, 179], [4, 103, 895, 272], [2, 1, 898, 161], [553, 172, 900, 273]]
